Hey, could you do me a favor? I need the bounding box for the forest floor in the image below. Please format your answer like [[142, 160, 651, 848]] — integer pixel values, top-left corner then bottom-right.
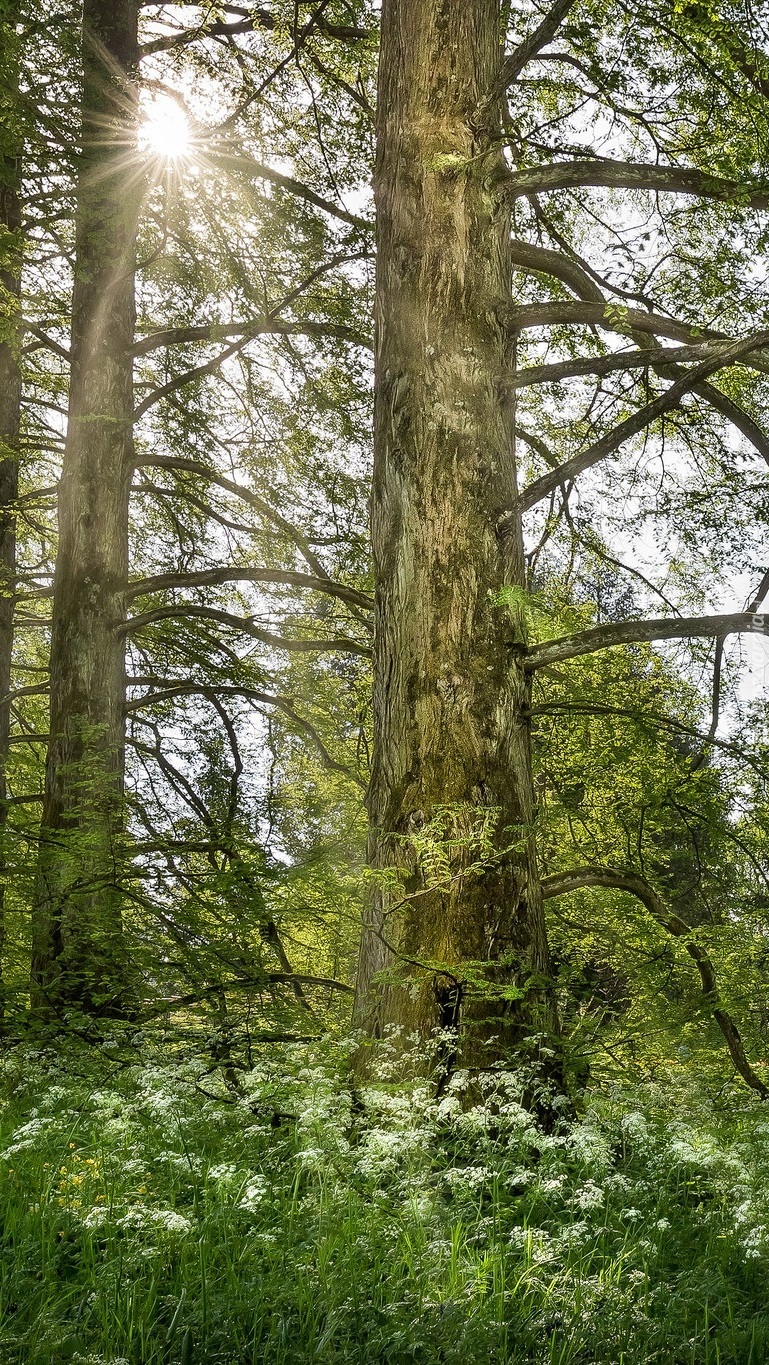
[[1, 1033, 768, 1363]]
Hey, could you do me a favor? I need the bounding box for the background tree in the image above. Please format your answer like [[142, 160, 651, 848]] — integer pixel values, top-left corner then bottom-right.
[[0, 6, 22, 1024], [30, 0, 141, 1016]]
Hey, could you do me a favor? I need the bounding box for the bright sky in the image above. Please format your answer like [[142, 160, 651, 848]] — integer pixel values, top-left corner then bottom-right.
[[138, 96, 193, 162]]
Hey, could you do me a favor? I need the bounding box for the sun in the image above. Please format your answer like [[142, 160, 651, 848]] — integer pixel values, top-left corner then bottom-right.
[[139, 97, 193, 163]]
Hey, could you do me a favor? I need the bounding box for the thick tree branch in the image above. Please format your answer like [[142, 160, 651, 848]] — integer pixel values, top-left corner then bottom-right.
[[502, 160, 769, 208], [508, 243, 769, 460], [542, 865, 767, 1098], [510, 236, 604, 302], [500, 0, 578, 87], [511, 341, 735, 389], [133, 317, 370, 357], [126, 567, 373, 613], [22, 322, 70, 362], [506, 300, 769, 358], [525, 612, 769, 670], [694, 381, 769, 464], [747, 567, 769, 612]]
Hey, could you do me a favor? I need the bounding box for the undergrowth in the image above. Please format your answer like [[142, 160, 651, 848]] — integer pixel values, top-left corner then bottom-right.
[[1, 1031, 769, 1363]]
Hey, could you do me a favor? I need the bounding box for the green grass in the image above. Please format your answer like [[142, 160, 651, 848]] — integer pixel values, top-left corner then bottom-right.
[[1, 1036, 769, 1363]]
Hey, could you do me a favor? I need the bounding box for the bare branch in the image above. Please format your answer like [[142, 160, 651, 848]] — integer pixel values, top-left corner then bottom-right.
[[507, 330, 769, 516]]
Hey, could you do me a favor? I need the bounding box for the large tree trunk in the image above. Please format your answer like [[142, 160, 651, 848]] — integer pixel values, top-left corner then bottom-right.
[[31, 0, 139, 1016], [355, 0, 556, 1073], [0, 20, 22, 1025]]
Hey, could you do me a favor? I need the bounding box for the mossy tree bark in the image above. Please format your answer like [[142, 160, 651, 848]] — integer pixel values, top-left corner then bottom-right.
[[355, 0, 557, 1073], [0, 17, 22, 1025], [31, 0, 139, 1016]]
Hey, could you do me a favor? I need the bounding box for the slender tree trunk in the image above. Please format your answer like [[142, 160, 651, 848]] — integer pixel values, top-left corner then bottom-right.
[[355, 0, 556, 1073], [0, 17, 22, 1025], [31, 0, 139, 1016]]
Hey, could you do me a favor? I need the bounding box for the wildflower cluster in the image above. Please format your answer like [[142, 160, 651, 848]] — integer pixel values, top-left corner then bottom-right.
[[0, 1036, 768, 1362]]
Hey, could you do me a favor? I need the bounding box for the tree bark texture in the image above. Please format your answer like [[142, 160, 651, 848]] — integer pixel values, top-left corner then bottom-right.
[[31, 0, 139, 1015], [355, 0, 556, 1070], [0, 20, 22, 1024]]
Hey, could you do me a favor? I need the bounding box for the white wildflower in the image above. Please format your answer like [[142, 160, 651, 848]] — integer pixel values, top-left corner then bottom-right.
[[443, 1165, 492, 1192], [742, 1225, 767, 1259], [238, 1174, 268, 1211], [557, 1219, 590, 1246], [571, 1180, 605, 1211], [207, 1162, 238, 1183], [83, 1207, 111, 1230], [508, 1227, 533, 1250], [117, 1208, 192, 1235], [540, 1175, 566, 1194], [157, 1150, 201, 1174], [569, 1121, 613, 1171], [621, 1112, 649, 1142]]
